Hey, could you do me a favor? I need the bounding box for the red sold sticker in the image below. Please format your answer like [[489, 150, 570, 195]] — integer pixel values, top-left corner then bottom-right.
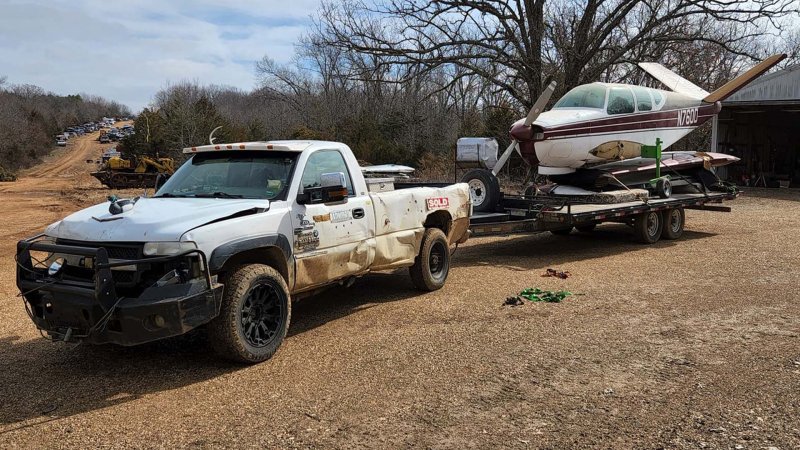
[[426, 197, 449, 209]]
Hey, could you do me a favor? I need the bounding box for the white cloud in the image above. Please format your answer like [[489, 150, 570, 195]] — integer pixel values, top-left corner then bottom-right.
[[0, 0, 321, 111]]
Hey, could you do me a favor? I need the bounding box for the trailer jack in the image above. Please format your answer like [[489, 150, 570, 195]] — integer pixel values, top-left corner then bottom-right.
[[643, 138, 672, 198]]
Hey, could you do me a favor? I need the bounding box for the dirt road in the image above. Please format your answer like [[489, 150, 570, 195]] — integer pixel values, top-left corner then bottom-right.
[[1, 143, 798, 448]]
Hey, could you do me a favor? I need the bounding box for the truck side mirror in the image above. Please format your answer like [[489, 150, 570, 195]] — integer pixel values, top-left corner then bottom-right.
[[320, 172, 346, 188], [297, 172, 348, 204]]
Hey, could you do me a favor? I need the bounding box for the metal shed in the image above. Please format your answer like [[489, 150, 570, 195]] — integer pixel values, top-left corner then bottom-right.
[[711, 64, 800, 187]]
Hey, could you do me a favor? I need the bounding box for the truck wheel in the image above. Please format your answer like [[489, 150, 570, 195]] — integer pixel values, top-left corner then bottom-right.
[[575, 223, 597, 233], [410, 228, 450, 291], [655, 178, 672, 198], [634, 211, 663, 244], [461, 169, 500, 213], [661, 207, 685, 240], [209, 264, 291, 364], [550, 227, 573, 236]]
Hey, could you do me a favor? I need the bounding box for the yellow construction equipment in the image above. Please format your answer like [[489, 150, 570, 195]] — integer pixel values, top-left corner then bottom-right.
[[91, 155, 176, 189]]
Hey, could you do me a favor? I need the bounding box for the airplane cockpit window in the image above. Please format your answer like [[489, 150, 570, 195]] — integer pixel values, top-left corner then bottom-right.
[[650, 89, 664, 106], [631, 87, 652, 111], [607, 87, 635, 115], [552, 84, 607, 109]]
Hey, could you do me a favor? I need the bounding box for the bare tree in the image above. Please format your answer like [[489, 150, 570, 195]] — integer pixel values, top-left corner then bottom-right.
[[315, 0, 794, 110]]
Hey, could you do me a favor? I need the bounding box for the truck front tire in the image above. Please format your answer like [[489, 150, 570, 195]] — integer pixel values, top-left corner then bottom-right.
[[410, 228, 450, 291], [209, 264, 291, 364]]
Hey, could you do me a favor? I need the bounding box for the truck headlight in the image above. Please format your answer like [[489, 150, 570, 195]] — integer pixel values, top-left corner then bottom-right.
[[143, 241, 197, 256]]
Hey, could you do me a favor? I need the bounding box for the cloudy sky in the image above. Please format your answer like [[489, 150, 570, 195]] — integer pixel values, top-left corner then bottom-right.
[[0, 0, 322, 111]]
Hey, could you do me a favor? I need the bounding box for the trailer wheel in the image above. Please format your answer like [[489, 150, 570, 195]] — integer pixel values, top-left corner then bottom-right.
[[410, 228, 450, 291], [661, 208, 685, 240], [461, 169, 500, 213], [209, 264, 290, 364], [576, 223, 597, 233], [633, 211, 663, 244], [655, 178, 672, 199]]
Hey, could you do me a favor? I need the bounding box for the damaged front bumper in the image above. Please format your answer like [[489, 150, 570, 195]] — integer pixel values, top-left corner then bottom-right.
[[16, 235, 223, 346]]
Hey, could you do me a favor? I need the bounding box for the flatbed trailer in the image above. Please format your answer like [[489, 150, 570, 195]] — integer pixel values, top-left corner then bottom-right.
[[468, 190, 739, 244]]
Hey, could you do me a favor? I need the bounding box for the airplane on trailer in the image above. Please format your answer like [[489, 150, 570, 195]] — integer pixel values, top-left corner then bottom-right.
[[463, 53, 786, 211]]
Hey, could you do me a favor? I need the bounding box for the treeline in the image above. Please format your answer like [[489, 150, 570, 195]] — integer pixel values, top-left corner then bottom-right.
[[121, 79, 516, 169], [0, 78, 130, 174]]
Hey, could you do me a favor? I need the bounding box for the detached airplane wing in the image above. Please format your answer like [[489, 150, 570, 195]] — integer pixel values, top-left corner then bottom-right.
[[638, 62, 710, 100], [639, 54, 786, 103], [702, 53, 786, 103]]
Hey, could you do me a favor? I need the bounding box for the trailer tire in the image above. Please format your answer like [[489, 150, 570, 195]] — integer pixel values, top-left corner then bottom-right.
[[656, 178, 672, 199], [576, 223, 597, 233], [209, 264, 290, 364], [410, 228, 450, 291], [461, 169, 500, 213], [661, 207, 685, 240], [550, 227, 573, 236], [634, 211, 663, 244]]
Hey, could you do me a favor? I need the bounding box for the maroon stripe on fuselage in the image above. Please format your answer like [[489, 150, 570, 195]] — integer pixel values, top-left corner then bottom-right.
[[542, 103, 720, 140]]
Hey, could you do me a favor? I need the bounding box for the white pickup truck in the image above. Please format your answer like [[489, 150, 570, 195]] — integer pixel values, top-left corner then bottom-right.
[[16, 141, 471, 363]]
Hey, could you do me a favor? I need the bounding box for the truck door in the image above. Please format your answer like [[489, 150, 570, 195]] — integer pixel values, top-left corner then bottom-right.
[[291, 149, 375, 291]]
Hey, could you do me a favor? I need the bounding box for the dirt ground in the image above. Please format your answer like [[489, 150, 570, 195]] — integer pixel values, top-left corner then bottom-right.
[[0, 131, 798, 449]]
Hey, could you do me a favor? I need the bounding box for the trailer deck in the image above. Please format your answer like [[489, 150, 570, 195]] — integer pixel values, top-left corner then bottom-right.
[[469, 190, 738, 238]]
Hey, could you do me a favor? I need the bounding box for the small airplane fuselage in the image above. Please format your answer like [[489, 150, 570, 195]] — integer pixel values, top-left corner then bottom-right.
[[510, 83, 721, 174]]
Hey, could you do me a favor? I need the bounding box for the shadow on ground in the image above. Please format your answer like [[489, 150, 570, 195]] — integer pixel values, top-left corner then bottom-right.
[[456, 224, 716, 271], [0, 223, 718, 430], [0, 274, 421, 430]]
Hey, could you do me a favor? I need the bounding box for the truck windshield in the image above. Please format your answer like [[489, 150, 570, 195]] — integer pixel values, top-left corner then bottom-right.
[[155, 151, 298, 200]]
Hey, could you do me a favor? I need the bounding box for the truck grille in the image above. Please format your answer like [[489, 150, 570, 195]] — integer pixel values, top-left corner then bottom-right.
[[55, 239, 143, 260], [54, 239, 145, 287]]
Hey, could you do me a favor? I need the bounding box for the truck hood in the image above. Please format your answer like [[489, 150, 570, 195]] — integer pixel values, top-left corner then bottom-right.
[[47, 197, 270, 242]]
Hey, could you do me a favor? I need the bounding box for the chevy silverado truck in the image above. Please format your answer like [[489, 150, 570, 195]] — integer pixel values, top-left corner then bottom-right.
[[16, 141, 471, 363]]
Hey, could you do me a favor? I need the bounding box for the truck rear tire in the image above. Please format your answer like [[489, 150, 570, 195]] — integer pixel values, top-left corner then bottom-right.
[[461, 169, 500, 213], [661, 207, 685, 240], [634, 211, 663, 244], [410, 228, 450, 291], [209, 264, 291, 364]]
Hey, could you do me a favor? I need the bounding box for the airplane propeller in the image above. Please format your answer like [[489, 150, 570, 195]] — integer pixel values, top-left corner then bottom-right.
[[492, 81, 557, 176]]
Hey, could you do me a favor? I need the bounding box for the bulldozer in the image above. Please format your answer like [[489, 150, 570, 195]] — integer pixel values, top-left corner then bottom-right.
[[91, 155, 176, 189]]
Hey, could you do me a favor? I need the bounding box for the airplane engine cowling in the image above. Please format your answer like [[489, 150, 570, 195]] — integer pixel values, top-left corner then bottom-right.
[[510, 123, 543, 166]]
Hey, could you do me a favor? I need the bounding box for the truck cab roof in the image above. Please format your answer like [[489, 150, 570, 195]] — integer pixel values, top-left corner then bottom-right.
[[183, 140, 350, 154]]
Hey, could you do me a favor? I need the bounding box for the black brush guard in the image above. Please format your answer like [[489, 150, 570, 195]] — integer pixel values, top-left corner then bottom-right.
[[16, 235, 223, 346]]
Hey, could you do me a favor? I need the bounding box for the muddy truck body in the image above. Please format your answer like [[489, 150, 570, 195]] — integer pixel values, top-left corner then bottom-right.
[[16, 141, 471, 363]]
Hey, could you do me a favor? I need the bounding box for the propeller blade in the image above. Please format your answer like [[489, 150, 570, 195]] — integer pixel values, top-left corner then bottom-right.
[[524, 81, 557, 126], [492, 140, 519, 177]]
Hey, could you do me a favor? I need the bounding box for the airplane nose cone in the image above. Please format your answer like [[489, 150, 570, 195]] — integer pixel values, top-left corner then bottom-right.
[[510, 122, 533, 142], [509, 121, 543, 166]]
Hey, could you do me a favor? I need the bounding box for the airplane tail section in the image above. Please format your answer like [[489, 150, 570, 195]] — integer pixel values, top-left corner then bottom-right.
[[638, 62, 710, 100], [702, 54, 786, 103]]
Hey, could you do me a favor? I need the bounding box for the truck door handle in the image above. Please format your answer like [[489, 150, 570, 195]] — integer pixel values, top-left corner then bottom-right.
[[352, 208, 365, 219]]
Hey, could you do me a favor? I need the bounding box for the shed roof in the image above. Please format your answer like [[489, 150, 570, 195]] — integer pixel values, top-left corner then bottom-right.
[[724, 64, 800, 105]]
